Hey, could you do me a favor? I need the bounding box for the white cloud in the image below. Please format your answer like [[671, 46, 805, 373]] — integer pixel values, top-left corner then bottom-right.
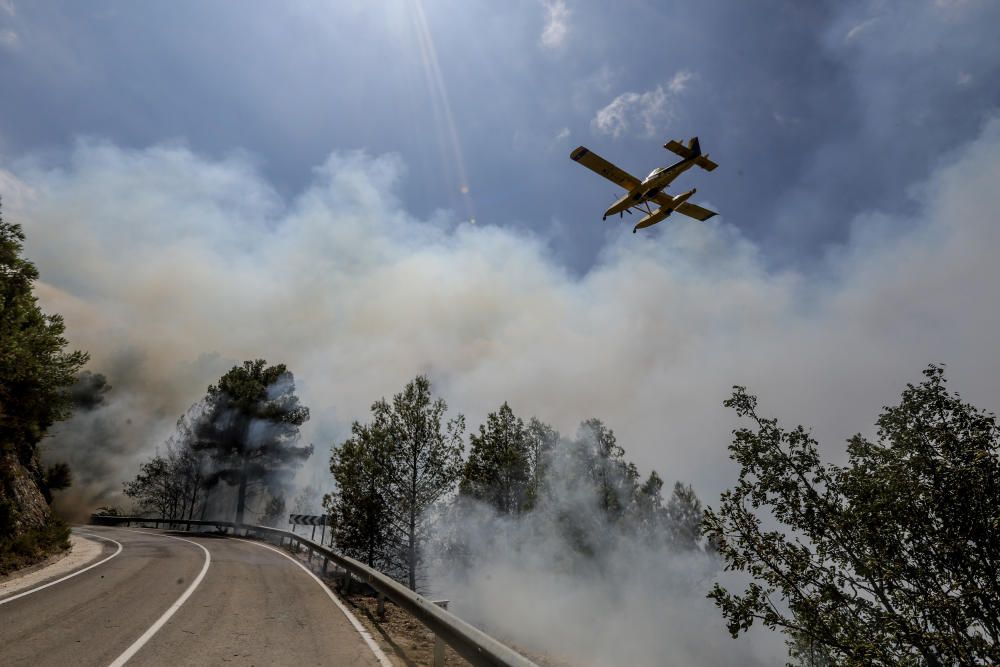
[[667, 69, 694, 93], [845, 16, 879, 42], [554, 127, 570, 141], [540, 0, 569, 49], [0, 0, 14, 17], [592, 70, 693, 138]]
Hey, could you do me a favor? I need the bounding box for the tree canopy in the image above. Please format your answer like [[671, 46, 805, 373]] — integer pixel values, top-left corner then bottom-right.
[[704, 366, 1000, 665], [459, 402, 533, 515], [194, 359, 312, 524], [0, 201, 87, 462]]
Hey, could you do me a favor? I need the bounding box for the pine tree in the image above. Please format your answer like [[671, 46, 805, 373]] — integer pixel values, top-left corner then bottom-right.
[[665, 481, 703, 550], [385, 376, 464, 590], [459, 402, 532, 515], [194, 360, 311, 525], [327, 410, 397, 574]]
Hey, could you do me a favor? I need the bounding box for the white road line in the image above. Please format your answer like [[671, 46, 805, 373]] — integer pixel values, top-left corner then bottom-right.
[[105, 529, 212, 667], [0, 531, 123, 606], [231, 537, 394, 667]]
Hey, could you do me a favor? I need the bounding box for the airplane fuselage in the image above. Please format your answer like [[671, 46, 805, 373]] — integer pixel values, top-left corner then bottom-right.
[[603, 155, 698, 219]]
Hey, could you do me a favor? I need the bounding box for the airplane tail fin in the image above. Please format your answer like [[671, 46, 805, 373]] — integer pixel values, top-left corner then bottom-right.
[[664, 136, 718, 171]]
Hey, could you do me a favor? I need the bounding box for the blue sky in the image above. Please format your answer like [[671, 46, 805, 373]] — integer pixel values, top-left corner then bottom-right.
[[1, 0, 999, 542], [3, 0, 997, 271]]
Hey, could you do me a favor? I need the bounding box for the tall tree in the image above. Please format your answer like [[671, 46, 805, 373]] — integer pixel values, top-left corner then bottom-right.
[[385, 375, 465, 590], [327, 410, 398, 574], [630, 470, 667, 544], [704, 366, 1000, 666], [577, 418, 638, 522], [0, 200, 86, 468], [195, 360, 312, 525], [0, 200, 85, 547], [665, 481, 703, 551], [460, 402, 533, 515]]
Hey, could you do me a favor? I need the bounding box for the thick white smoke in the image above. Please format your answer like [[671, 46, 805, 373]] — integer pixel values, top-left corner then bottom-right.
[[1, 116, 999, 660]]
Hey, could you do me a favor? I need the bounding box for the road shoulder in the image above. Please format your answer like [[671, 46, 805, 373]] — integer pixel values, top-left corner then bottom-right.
[[0, 532, 103, 599]]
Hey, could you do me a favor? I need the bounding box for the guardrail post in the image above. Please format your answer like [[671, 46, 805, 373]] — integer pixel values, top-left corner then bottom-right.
[[377, 593, 385, 619], [432, 600, 449, 667]]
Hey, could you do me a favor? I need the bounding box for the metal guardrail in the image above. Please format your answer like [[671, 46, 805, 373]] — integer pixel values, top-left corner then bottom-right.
[[89, 515, 538, 667]]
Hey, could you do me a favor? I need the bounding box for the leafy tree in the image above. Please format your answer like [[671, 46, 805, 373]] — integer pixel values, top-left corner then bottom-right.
[[195, 360, 312, 525], [460, 402, 533, 515], [0, 199, 87, 464], [704, 366, 1000, 666], [123, 456, 176, 519], [384, 375, 465, 590], [327, 411, 398, 575]]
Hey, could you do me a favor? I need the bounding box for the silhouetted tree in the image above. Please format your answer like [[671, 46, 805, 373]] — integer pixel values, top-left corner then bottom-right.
[[194, 360, 312, 525], [123, 456, 176, 518], [704, 366, 1000, 665], [630, 470, 667, 544], [665, 482, 703, 550]]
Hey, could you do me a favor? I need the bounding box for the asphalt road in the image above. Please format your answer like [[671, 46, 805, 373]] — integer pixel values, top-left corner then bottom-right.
[[0, 527, 388, 667]]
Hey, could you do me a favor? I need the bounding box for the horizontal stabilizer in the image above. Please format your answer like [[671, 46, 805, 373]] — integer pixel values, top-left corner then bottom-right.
[[664, 137, 718, 171], [663, 139, 693, 158]]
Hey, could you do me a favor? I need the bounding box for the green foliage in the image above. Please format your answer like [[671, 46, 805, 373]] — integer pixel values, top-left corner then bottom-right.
[[459, 402, 533, 515], [328, 375, 463, 589], [0, 515, 70, 576], [0, 200, 88, 461], [327, 412, 397, 574], [704, 366, 1000, 666]]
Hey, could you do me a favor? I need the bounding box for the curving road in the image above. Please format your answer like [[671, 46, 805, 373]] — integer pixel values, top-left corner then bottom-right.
[[0, 527, 389, 667]]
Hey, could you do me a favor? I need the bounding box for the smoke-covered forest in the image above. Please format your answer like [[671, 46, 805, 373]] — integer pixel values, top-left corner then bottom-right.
[[119, 359, 1000, 666]]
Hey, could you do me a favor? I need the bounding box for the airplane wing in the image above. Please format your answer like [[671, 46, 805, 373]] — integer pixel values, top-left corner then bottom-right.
[[674, 201, 717, 221], [570, 147, 641, 191], [652, 192, 717, 221]]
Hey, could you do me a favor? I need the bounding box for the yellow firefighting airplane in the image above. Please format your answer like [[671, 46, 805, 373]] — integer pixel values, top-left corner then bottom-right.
[[570, 137, 718, 233]]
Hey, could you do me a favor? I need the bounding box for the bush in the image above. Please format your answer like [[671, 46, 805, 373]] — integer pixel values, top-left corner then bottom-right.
[[0, 517, 71, 576]]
